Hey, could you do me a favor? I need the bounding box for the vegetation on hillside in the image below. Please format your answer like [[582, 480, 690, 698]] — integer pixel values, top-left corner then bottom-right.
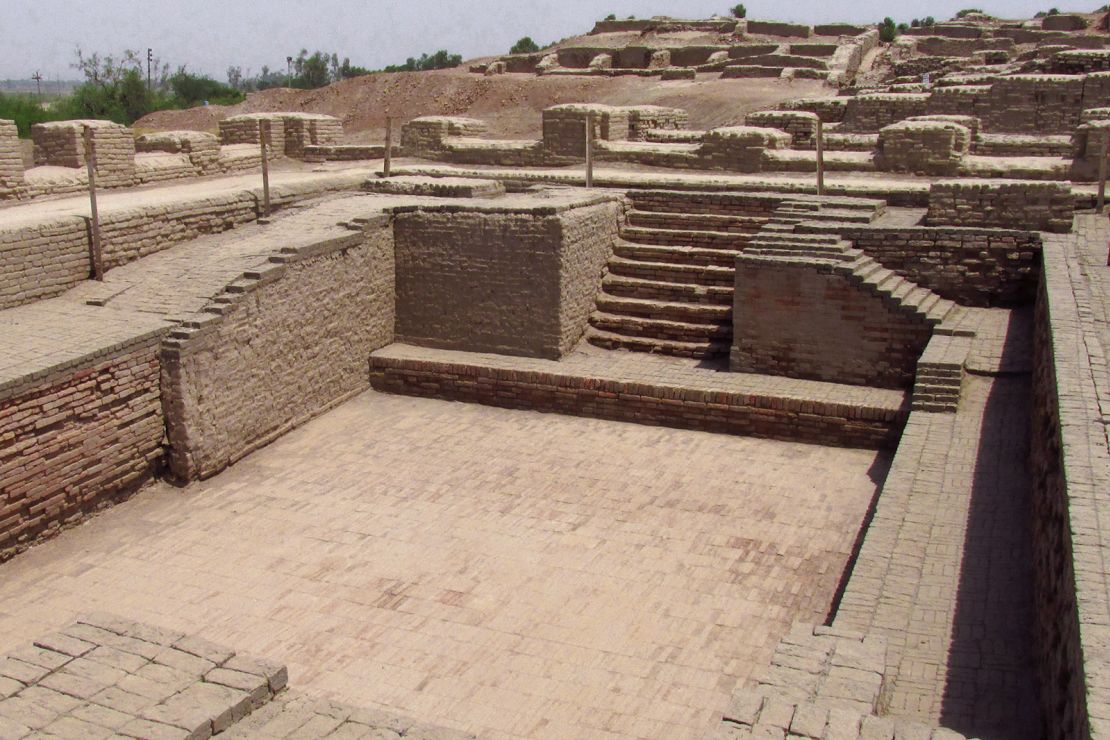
[[731, 4, 747, 18], [510, 37, 541, 55]]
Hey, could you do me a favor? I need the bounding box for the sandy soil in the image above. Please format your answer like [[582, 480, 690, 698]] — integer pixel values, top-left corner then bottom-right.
[[136, 67, 834, 142]]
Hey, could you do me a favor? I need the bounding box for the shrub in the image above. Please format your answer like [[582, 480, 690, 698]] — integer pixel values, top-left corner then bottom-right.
[[169, 69, 243, 107], [878, 17, 899, 42], [955, 8, 983, 18], [510, 37, 540, 55], [731, 4, 747, 18], [382, 50, 463, 73], [605, 13, 616, 20]]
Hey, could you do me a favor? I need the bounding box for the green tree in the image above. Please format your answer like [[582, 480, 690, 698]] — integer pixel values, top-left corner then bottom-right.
[[510, 37, 540, 54], [878, 17, 899, 42], [730, 4, 747, 18]]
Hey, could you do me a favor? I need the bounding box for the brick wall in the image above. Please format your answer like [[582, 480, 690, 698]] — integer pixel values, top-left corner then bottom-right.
[[217, 114, 287, 155], [33, 120, 136, 188], [542, 105, 629, 157], [1029, 235, 1110, 740], [731, 259, 932, 388], [0, 337, 164, 562], [620, 106, 689, 140], [746, 20, 812, 38], [745, 111, 819, 147], [927, 180, 1074, 233], [804, 224, 1042, 307], [842, 94, 930, 132], [777, 97, 848, 123], [925, 85, 992, 118], [400, 117, 488, 158], [0, 119, 24, 199], [393, 197, 621, 359], [160, 218, 395, 482], [700, 126, 792, 172], [280, 114, 344, 158], [877, 121, 970, 176], [985, 75, 1086, 134], [135, 131, 221, 174]]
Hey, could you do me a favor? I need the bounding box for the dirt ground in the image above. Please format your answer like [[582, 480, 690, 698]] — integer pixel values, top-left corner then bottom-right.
[[136, 67, 834, 142]]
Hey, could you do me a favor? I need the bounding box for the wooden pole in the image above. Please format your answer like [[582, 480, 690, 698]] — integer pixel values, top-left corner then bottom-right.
[[259, 121, 271, 218], [585, 112, 594, 189], [83, 126, 104, 281], [816, 118, 825, 197], [384, 116, 393, 178], [1099, 135, 1107, 215]]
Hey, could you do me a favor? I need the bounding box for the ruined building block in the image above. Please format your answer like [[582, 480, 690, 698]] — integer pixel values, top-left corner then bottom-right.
[[985, 75, 1086, 134], [619, 106, 689, 141], [745, 110, 820, 148], [907, 114, 981, 138], [700, 126, 792, 173], [218, 113, 287, 156], [926, 180, 1074, 233], [842, 93, 930, 132], [877, 121, 971, 176], [0, 119, 25, 198], [1043, 13, 1089, 31], [542, 104, 629, 157], [135, 130, 220, 174], [32, 120, 135, 188], [400, 116, 488, 158], [280, 113, 344, 158]]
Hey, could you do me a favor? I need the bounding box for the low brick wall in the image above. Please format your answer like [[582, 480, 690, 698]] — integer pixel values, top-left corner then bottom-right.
[[800, 224, 1042, 307], [745, 110, 819, 147], [393, 195, 622, 359], [281, 114, 344, 158], [218, 114, 287, 155], [877, 121, 970, 176], [161, 218, 396, 482], [135, 130, 221, 174], [731, 258, 932, 389], [621, 106, 689, 140], [746, 19, 811, 38], [542, 105, 629, 157], [778, 97, 848, 123], [368, 352, 903, 450], [400, 117, 488, 158], [842, 94, 930, 132], [984, 75, 1086, 134], [0, 336, 164, 562], [926, 180, 1074, 233], [33, 120, 135, 187], [0, 120, 24, 198], [700, 126, 792, 172]]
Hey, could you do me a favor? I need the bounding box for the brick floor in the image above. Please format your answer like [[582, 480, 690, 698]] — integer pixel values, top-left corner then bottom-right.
[[0, 392, 887, 739]]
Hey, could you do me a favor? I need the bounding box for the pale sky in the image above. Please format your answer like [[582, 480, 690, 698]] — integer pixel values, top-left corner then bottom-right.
[[4, 0, 1102, 82]]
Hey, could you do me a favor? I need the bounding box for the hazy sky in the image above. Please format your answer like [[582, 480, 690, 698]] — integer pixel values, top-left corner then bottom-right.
[[4, 0, 1102, 82]]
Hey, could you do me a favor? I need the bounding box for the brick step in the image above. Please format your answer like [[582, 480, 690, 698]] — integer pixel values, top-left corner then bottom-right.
[[607, 257, 735, 286], [589, 311, 731, 342], [614, 241, 741, 268], [584, 328, 730, 359], [846, 257, 956, 327], [774, 207, 876, 224], [595, 294, 731, 323], [626, 210, 767, 233], [747, 231, 846, 246], [619, 225, 753, 250], [601, 275, 734, 305]]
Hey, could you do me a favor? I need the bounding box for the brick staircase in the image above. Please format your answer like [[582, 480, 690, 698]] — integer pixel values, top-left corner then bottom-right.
[[587, 194, 886, 360], [741, 205, 965, 334]]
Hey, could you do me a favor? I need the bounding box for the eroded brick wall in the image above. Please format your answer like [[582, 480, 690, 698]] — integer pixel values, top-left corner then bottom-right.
[[161, 219, 396, 482], [731, 261, 932, 388], [0, 120, 24, 198], [0, 338, 164, 562]]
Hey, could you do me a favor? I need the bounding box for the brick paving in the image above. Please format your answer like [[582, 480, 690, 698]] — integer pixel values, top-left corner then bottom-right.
[[0, 392, 887, 739], [833, 365, 1040, 738]]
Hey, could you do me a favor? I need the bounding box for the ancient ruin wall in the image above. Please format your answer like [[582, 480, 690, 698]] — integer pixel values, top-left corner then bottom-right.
[[33, 120, 136, 188], [161, 218, 396, 482], [802, 224, 1042, 307], [927, 180, 1074, 233], [1029, 237, 1110, 740], [0, 120, 24, 198], [393, 199, 620, 359], [731, 261, 932, 389], [877, 121, 970, 176], [0, 337, 164, 562]]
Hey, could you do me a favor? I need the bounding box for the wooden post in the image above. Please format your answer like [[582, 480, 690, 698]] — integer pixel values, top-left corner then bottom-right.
[[83, 126, 104, 281], [1099, 135, 1107, 215], [585, 112, 594, 189], [816, 118, 826, 197], [259, 121, 271, 218], [384, 116, 393, 178]]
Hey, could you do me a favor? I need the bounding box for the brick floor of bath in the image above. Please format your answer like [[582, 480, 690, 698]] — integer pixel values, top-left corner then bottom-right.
[[0, 392, 889, 740]]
